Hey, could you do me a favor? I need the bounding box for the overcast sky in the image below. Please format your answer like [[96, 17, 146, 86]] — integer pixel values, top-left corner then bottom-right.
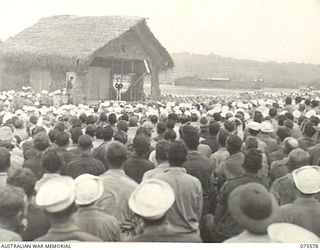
[[0, 0, 319, 64]]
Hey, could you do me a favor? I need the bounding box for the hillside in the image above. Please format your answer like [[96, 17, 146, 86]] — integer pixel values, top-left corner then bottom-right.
[[159, 52, 320, 88]]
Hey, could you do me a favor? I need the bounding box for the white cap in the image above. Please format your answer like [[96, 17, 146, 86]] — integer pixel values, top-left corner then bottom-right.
[[293, 110, 301, 118], [36, 177, 75, 213], [129, 179, 175, 220], [292, 166, 320, 194], [261, 121, 273, 133], [74, 174, 104, 206], [268, 223, 320, 243], [306, 110, 316, 119], [247, 121, 261, 131]]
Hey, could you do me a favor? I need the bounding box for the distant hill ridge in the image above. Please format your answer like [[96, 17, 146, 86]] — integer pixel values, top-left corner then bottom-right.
[[159, 52, 320, 88]]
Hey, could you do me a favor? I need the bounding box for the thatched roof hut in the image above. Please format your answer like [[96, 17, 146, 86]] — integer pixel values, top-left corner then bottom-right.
[[0, 15, 173, 100]]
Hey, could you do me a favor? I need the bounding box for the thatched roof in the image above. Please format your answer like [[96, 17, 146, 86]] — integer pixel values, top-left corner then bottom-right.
[[0, 15, 173, 71]]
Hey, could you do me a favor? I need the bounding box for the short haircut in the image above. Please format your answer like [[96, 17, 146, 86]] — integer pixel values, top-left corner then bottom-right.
[[217, 129, 229, 147], [114, 132, 127, 144], [253, 111, 263, 123], [85, 124, 96, 137], [245, 136, 258, 151], [0, 185, 26, 218], [268, 108, 277, 118], [168, 113, 178, 122], [164, 129, 177, 142], [32, 126, 46, 136], [41, 148, 63, 173], [150, 115, 158, 124], [166, 119, 176, 130], [101, 125, 113, 141], [157, 122, 167, 135], [48, 128, 59, 143], [79, 113, 87, 123], [33, 132, 50, 151], [242, 148, 262, 173], [288, 148, 310, 171], [106, 141, 127, 168], [108, 113, 117, 125], [208, 122, 220, 136], [285, 96, 292, 105], [284, 137, 299, 153], [155, 140, 171, 162], [70, 127, 83, 144], [85, 115, 95, 125], [78, 135, 93, 150], [0, 147, 10, 172], [226, 134, 242, 154], [303, 122, 316, 137], [181, 125, 199, 150], [95, 126, 104, 140], [190, 113, 198, 122], [7, 168, 36, 198], [54, 123, 65, 132], [99, 112, 108, 122], [213, 112, 221, 122], [277, 126, 291, 142], [136, 127, 151, 137], [54, 131, 70, 147], [133, 135, 150, 156], [168, 140, 188, 167]]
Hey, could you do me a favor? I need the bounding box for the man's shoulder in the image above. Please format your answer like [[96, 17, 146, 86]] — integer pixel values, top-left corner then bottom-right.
[[0, 228, 22, 241]]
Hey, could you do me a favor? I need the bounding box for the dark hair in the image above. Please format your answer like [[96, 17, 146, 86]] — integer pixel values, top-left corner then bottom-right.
[[79, 113, 87, 123], [108, 113, 117, 125], [150, 115, 158, 124], [248, 128, 259, 137], [213, 112, 221, 122], [285, 112, 294, 121], [164, 129, 177, 142], [180, 114, 190, 124], [7, 168, 36, 197], [253, 111, 263, 123], [218, 129, 229, 147], [268, 108, 277, 118], [190, 113, 198, 122], [166, 119, 176, 130], [226, 134, 242, 154], [303, 122, 316, 137], [168, 140, 188, 166], [41, 148, 63, 173], [295, 96, 302, 104], [0, 147, 10, 172], [311, 99, 319, 108], [48, 129, 58, 143], [181, 125, 199, 150], [114, 132, 127, 144], [32, 126, 46, 136], [133, 135, 150, 156], [101, 125, 113, 141], [106, 142, 127, 168], [54, 131, 70, 147], [245, 136, 258, 150], [285, 96, 292, 105], [54, 123, 65, 132], [168, 113, 178, 122], [99, 112, 108, 122], [85, 124, 96, 137], [242, 149, 262, 173], [157, 122, 167, 135], [70, 127, 83, 144], [0, 186, 26, 218], [155, 140, 171, 162], [277, 126, 291, 142], [95, 126, 104, 140], [86, 115, 95, 125], [29, 115, 38, 125], [33, 132, 50, 151]]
